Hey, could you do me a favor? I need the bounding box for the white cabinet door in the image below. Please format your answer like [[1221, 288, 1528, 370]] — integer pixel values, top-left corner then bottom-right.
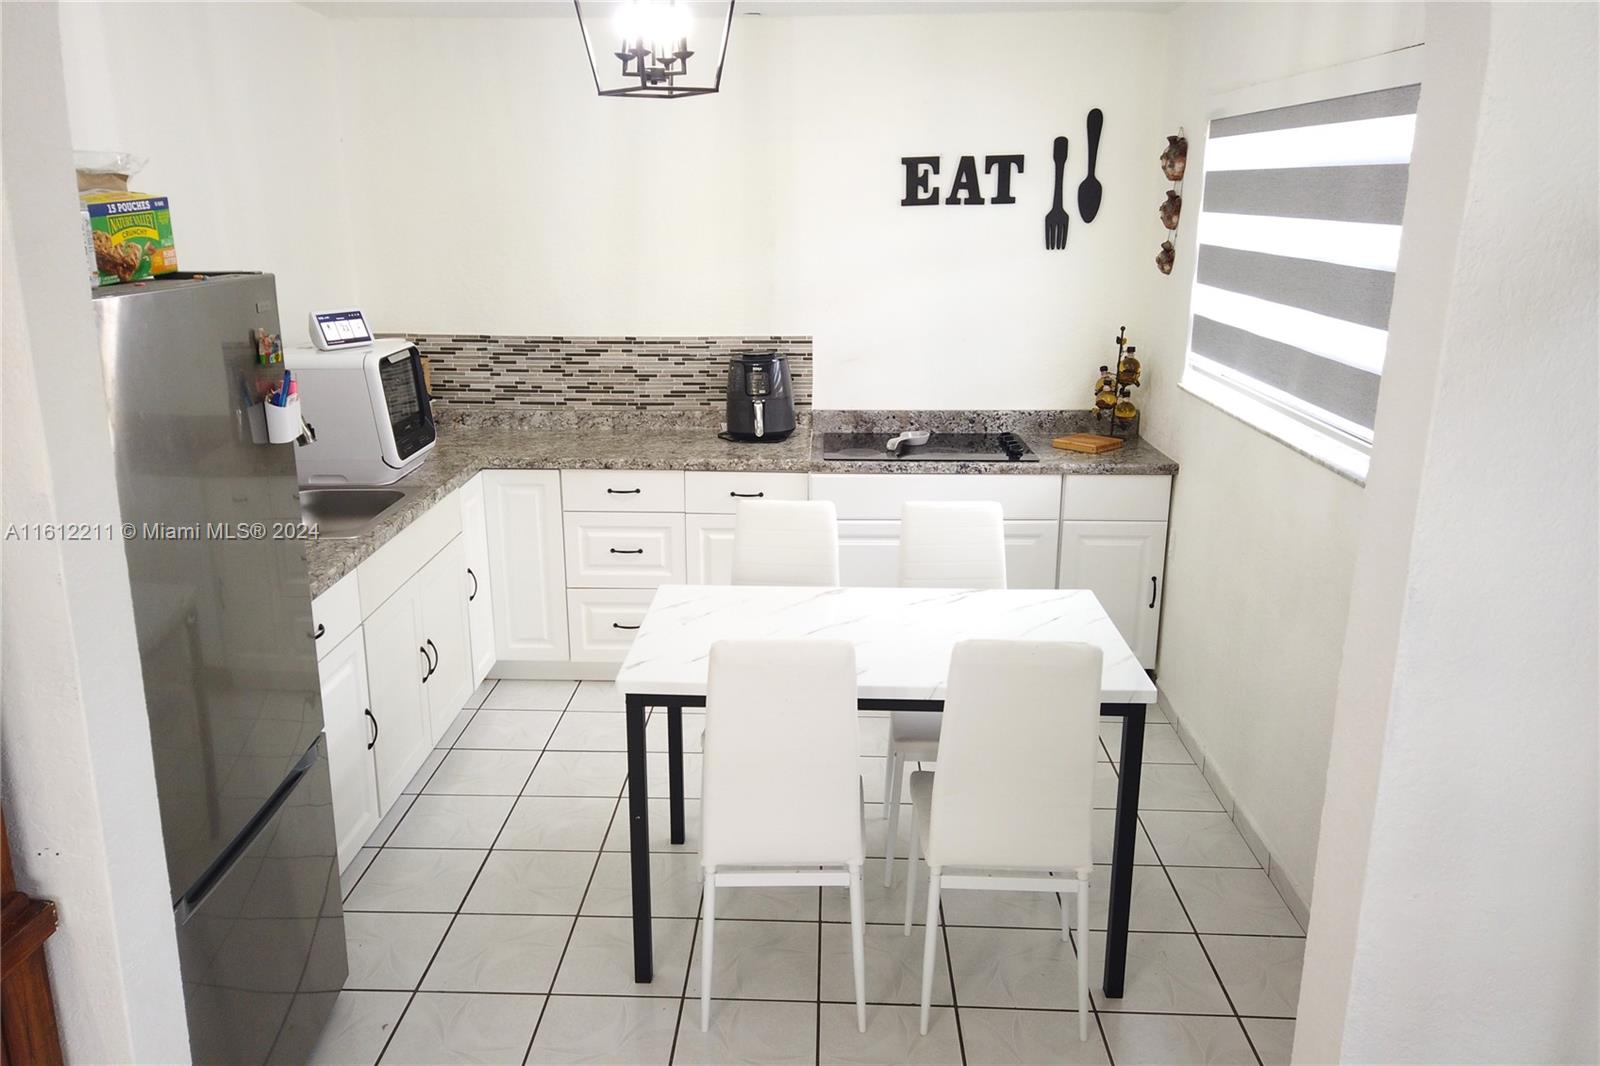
[[839, 519, 1060, 589], [363, 584, 434, 810], [459, 474, 496, 686], [566, 588, 656, 662], [685, 514, 737, 585], [318, 630, 380, 871], [483, 470, 569, 662], [417, 537, 473, 744], [563, 512, 686, 588], [1058, 520, 1168, 669]]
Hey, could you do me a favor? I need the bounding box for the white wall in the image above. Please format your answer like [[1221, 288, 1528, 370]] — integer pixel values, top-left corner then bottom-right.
[[1139, 1, 1425, 904], [1297, 3, 1599, 1061], [57, 1, 360, 336], [1, 3, 190, 1061], [332, 8, 1172, 408]]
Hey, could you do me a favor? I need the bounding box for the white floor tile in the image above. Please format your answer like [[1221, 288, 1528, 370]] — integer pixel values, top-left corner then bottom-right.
[[359, 805, 404, 860], [1137, 764, 1226, 812], [602, 798, 702, 854], [1139, 811, 1260, 868], [673, 999, 817, 1065], [300, 990, 410, 1066], [1202, 934, 1305, 1017], [379, 991, 541, 1065], [1242, 1016, 1297, 1066], [386, 794, 516, 849], [401, 751, 446, 796], [583, 851, 703, 919], [525, 751, 628, 797], [552, 916, 695, 998], [457, 709, 562, 750], [621, 753, 703, 799], [1101, 721, 1195, 765], [423, 749, 541, 796], [1097, 1013, 1257, 1066], [463, 850, 597, 915], [944, 925, 1087, 1010], [525, 995, 679, 1064], [958, 1006, 1111, 1064], [547, 712, 630, 752], [689, 918, 819, 1001], [483, 679, 578, 711], [466, 678, 497, 709], [341, 848, 379, 900], [1092, 809, 1161, 865], [567, 681, 626, 713], [644, 711, 706, 753], [1167, 867, 1303, 935], [422, 914, 572, 993], [862, 803, 912, 861], [498, 796, 617, 852], [817, 1002, 961, 1064], [436, 705, 478, 749], [820, 921, 952, 1006], [344, 912, 453, 990], [1085, 931, 1232, 1015], [344, 849, 486, 913]]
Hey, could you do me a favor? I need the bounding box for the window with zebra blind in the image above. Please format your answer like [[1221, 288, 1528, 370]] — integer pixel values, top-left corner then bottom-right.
[[1182, 51, 1423, 482]]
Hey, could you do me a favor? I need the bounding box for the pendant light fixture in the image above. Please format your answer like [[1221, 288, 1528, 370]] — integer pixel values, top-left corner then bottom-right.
[[574, 0, 736, 99]]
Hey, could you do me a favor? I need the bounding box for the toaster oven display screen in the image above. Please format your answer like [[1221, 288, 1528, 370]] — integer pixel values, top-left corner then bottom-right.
[[380, 351, 434, 460]]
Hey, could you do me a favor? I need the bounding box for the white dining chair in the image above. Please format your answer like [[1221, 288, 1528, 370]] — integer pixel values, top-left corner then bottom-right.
[[902, 639, 1102, 1040], [882, 501, 1007, 886], [698, 639, 867, 1033], [731, 499, 840, 586]]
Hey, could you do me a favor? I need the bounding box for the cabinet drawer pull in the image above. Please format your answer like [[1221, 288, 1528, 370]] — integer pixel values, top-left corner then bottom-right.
[[611, 622, 641, 630], [365, 708, 378, 750], [606, 488, 642, 495], [312, 622, 326, 640], [1149, 576, 1158, 609], [729, 491, 764, 498], [608, 547, 645, 555], [420, 645, 431, 682], [467, 567, 479, 601], [425, 639, 439, 679]]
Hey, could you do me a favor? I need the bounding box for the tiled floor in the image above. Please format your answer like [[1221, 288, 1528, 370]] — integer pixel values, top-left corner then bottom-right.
[[316, 680, 1305, 1065]]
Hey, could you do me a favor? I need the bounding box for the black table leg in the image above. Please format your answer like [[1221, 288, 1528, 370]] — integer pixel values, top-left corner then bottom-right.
[[625, 693, 653, 983], [666, 704, 686, 845], [1102, 702, 1146, 998]]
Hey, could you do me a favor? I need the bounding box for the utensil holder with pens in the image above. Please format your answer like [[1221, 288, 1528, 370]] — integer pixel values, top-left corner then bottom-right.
[[263, 394, 304, 444]]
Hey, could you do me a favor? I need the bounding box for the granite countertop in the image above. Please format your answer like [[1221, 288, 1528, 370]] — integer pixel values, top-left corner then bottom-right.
[[305, 411, 1176, 597]]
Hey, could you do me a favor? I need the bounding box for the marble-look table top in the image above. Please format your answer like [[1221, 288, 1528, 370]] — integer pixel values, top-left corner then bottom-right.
[[615, 584, 1158, 704]]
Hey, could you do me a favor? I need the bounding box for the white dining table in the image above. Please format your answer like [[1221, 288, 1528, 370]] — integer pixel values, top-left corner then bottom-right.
[[614, 584, 1159, 998]]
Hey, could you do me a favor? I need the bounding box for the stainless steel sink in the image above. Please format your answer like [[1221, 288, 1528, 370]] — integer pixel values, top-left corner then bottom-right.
[[299, 487, 408, 541]]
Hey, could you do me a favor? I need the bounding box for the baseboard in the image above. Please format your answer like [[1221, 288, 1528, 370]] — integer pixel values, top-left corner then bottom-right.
[[490, 661, 617, 681], [1157, 689, 1313, 931]]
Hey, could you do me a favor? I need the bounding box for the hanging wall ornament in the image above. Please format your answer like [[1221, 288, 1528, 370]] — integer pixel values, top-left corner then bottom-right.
[[1156, 127, 1186, 275], [1160, 133, 1188, 181]]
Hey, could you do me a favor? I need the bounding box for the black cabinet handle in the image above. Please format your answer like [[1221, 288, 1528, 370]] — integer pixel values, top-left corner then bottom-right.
[[467, 567, 478, 601], [312, 622, 326, 640], [606, 488, 642, 495], [365, 708, 378, 750], [420, 645, 431, 682], [1149, 576, 1158, 609], [729, 491, 764, 498], [425, 639, 439, 679], [612, 623, 641, 630], [608, 547, 645, 555]]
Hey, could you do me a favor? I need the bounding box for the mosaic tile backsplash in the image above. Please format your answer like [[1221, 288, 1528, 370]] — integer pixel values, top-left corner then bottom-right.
[[408, 334, 813, 413]]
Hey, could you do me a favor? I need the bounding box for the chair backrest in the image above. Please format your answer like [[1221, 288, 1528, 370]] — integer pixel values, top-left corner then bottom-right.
[[731, 500, 840, 586], [701, 639, 863, 867], [924, 640, 1102, 871], [898, 501, 1007, 589]]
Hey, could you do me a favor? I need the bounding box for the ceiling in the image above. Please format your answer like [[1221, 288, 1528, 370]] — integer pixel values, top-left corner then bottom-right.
[[302, 1, 1176, 19]]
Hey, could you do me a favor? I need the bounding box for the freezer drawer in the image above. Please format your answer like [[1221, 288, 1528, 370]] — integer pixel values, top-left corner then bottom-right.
[[174, 741, 347, 1066]]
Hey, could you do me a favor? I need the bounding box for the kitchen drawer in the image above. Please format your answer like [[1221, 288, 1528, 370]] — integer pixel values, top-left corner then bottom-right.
[[685, 471, 809, 514], [566, 588, 657, 662], [564, 512, 686, 588], [561, 470, 684, 513], [312, 570, 361, 659], [810, 473, 1061, 521], [1061, 474, 1172, 522], [358, 491, 463, 616], [838, 519, 1060, 589]]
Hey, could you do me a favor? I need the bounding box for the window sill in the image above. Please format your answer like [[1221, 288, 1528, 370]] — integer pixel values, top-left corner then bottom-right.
[[1179, 372, 1369, 486]]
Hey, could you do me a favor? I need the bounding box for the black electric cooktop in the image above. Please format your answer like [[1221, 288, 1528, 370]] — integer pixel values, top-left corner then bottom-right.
[[821, 432, 1039, 462]]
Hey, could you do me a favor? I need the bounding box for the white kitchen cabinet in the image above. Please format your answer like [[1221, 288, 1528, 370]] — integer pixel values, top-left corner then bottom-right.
[[837, 519, 1060, 589], [416, 537, 473, 741], [318, 629, 380, 871], [1058, 520, 1168, 668], [566, 588, 656, 662], [685, 513, 737, 585], [483, 470, 568, 662], [459, 474, 496, 685], [564, 512, 686, 588], [362, 579, 435, 810], [685, 471, 808, 514]]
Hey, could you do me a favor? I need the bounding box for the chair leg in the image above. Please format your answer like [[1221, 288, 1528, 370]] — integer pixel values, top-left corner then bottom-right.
[[1076, 879, 1090, 1042], [1060, 889, 1070, 942], [882, 750, 901, 887], [849, 863, 867, 1034], [903, 813, 920, 934], [918, 871, 941, 1036], [700, 873, 716, 1033]]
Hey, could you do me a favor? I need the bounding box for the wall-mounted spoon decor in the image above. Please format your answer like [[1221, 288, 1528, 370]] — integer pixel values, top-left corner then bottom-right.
[[1077, 108, 1104, 223], [1044, 135, 1070, 250]]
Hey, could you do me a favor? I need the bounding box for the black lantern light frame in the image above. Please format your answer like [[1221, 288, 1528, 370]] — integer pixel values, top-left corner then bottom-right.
[[574, 0, 736, 99]]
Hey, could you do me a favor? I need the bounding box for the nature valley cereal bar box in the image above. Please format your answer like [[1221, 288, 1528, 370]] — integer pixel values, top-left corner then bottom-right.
[[81, 191, 176, 286]]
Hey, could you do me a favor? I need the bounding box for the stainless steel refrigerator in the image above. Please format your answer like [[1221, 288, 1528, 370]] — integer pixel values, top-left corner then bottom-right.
[[94, 273, 347, 1064]]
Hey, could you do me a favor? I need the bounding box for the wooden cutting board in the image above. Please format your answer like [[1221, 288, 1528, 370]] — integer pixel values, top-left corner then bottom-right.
[[1052, 433, 1124, 454]]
